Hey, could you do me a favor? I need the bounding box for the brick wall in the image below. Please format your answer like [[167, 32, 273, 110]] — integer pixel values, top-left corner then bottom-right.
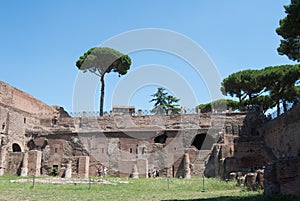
[[263, 104, 300, 159], [0, 81, 54, 115], [0, 103, 39, 154], [5, 152, 23, 175], [263, 104, 300, 196]]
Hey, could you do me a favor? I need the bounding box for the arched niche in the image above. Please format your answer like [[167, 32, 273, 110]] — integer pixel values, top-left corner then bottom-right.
[[12, 143, 22, 152]]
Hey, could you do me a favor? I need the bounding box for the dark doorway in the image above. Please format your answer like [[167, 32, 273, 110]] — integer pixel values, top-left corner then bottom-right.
[[12, 143, 22, 152], [154, 134, 167, 144], [51, 165, 59, 176], [191, 134, 206, 150], [172, 165, 175, 178]]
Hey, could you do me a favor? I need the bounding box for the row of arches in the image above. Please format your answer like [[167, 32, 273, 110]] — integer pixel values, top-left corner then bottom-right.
[[10, 133, 212, 152]]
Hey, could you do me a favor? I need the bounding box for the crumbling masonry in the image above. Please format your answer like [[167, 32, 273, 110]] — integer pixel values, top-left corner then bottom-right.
[[0, 81, 299, 196]]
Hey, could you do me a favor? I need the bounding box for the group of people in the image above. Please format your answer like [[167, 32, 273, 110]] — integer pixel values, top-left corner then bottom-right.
[[148, 168, 160, 178], [97, 164, 107, 177]]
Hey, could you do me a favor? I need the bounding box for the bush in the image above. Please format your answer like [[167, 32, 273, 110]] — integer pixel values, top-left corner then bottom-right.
[[51, 166, 59, 176]]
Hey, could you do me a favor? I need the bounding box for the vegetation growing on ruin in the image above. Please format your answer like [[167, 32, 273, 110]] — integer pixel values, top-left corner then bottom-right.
[[197, 99, 240, 113], [221, 64, 300, 116]]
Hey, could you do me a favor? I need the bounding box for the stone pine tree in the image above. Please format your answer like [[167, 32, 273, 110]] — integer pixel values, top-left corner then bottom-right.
[[221, 70, 264, 107], [149, 87, 180, 114], [76, 47, 132, 116], [262, 64, 300, 116], [221, 64, 300, 115], [276, 0, 300, 61]]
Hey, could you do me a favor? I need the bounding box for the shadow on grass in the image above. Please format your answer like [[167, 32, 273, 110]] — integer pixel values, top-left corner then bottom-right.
[[162, 194, 299, 201]]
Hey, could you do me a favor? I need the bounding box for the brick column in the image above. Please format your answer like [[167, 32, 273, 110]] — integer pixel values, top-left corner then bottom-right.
[[78, 156, 89, 178], [137, 159, 148, 178], [184, 153, 191, 178], [28, 150, 42, 177]]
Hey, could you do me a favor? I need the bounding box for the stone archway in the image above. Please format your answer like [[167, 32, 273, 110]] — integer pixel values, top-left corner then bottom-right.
[[12, 143, 22, 152]]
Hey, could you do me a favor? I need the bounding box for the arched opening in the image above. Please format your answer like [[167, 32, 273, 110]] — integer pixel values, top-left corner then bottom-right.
[[12, 143, 22, 152], [191, 134, 206, 150], [154, 134, 167, 144]]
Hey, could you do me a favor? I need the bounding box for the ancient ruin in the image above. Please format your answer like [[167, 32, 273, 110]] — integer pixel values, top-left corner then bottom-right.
[[0, 81, 299, 196]]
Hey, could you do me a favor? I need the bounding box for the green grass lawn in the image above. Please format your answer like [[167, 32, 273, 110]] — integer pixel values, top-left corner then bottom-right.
[[0, 175, 297, 201]]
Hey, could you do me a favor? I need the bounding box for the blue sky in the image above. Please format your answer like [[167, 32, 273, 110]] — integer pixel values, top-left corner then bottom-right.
[[0, 0, 296, 113]]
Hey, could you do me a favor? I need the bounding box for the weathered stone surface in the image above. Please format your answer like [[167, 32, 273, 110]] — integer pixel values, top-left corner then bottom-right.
[[130, 164, 139, 178], [20, 151, 28, 176], [183, 153, 191, 179], [229, 172, 236, 181], [1, 81, 300, 196], [245, 173, 257, 190], [65, 160, 72, 178], [0, 147, 7, 176], [28, 150, 42, 177], [264, 157, 300, 196], [262, 104, 300, 197], [78, 156, 89, 178], [0, 81, 55, 115], [5, 152, 23, 175]]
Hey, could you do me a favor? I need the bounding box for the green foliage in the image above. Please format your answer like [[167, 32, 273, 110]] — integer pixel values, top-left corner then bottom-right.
[[221, 71, 243, 102], [51, 166, 59, 176], [76, 47, 131, 76], [263, 64, 300, 115], [198, 103, 212, 113], [276, 0, 300, 61], [221, 64, 300, 115], [197, 99, 240, 113], [150, 87, 180, 114], [76, 47, 132, 116], [221, 69, 264, 105]]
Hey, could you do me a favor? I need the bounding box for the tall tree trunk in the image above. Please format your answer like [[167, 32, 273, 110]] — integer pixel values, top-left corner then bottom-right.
[[276, 100, 280, 117], [249, 94, 252, 105], [238, 96, 242, 110], [283, 100, 287, 113], [100, 74, 105, 116]]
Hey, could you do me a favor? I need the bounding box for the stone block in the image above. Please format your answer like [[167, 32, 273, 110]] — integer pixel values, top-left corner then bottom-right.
[[78, 156, 89, 178], [137, 159, 148, 178], [28, 150, 42, 177], [5, 152, 23, 175]]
